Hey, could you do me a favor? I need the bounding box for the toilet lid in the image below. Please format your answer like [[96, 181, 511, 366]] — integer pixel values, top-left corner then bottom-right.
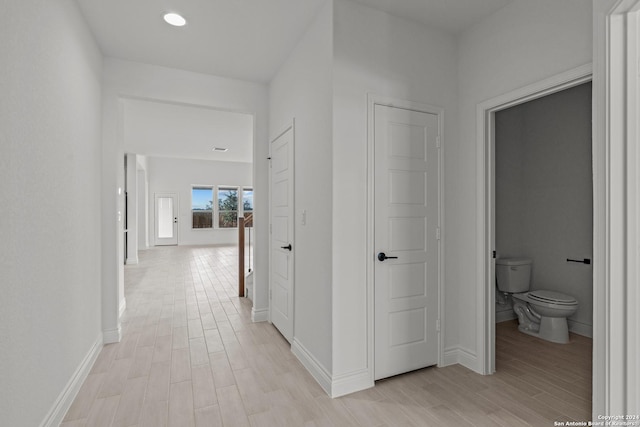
[[529, 290, 577, 305]]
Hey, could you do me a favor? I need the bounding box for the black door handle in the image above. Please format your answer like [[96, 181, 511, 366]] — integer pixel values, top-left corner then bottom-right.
[[281, 244, 292, 251], [377, 252, 398, 261]]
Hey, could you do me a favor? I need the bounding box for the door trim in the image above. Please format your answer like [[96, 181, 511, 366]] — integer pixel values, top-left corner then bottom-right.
[[366, 94, 444, 384], [268, 120, 295, 337], [476, 64, 593, 374], [594, 0, 640, 414]]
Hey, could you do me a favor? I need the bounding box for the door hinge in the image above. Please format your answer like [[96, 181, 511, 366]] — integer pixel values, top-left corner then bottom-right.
[[436, 227, 441, 240], [436, 135, 441, 148], [436, 319, 441, 332], [492, 250, 496, 259]]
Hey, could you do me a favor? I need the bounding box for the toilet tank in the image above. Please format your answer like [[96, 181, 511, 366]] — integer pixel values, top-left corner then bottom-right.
[[496, 258, 532, 293]]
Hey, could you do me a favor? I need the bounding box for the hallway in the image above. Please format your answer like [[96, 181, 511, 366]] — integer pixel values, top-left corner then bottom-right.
[[61, 245, 591, 427]]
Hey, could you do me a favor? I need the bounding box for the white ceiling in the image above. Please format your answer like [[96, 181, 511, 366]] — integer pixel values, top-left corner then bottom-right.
[[122, 99, 253, 163], [76, 0, 328, 83], [354, 0, 513, 34], [76, 0, 513, 84], [78, 0, 512, 162]]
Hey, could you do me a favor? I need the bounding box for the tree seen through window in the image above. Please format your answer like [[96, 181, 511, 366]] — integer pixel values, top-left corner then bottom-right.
[[218, 188, 238, 228]]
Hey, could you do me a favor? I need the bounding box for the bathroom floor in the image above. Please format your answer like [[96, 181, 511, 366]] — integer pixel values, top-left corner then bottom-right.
[[495, 319, 592, 421]]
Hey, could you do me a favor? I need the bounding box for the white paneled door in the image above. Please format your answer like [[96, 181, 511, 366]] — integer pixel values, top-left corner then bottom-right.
[[374, 104, 440, 380], [155, 193, 178, 246], [270, 126, 294, 342]]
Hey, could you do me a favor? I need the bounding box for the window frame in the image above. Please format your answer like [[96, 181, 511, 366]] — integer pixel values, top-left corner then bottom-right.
[[242, 187, 254, 228], [216, 186, 240, 229], [191, 185, 214, 230]]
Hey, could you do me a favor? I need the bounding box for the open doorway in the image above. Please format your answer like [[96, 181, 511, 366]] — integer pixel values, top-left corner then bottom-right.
[[492, 81, 593, 414], [121, 98, 256, 299], [478, 65, 598, 414], [477, 65, 592, 370], [494, 82, 593, 336]]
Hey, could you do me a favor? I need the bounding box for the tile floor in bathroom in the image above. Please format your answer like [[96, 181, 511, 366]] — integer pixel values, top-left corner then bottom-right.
[[61, 244, 592, 427]]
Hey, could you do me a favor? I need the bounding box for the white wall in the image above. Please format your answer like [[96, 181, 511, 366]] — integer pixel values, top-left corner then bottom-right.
[[147, 156, 253, 246], [136, 156, 149, 250], [102, 58, 270, 334], [269, 0, 334, 375], [495, 83, 593, 335], [456, 0, 592, 371], [0, 0, 103, 425], [332, 0, 458, 392], [125, 153, 139, 264]]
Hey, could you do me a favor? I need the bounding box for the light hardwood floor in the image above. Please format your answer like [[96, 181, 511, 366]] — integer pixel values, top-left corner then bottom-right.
[[61, 245, 592, 427]]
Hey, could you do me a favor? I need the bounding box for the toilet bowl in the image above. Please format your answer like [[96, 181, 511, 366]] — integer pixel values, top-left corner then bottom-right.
[[496, 258, 579, 344], [511, 290, 578, 344]]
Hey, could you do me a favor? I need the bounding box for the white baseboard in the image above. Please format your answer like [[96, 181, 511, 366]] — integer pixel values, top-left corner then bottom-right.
[[441, 346, 478, 372], [291, 339, 333, 396], [456, 347, 478, 371], [251, 307, 269, 323], [568, 319, 593, 338], [496, 310, 517, 323], [330, 369, 373, 398], [103, 326, 122, 344], [292, 338, 374, 398], [442, 347, 460, 367], [119, 298, 127, 319], [125, 257, 138, 265], [39, 334, 103, 427]]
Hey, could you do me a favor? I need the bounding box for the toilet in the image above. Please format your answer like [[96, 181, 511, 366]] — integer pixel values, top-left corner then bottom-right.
[[496, 258, 578, 344]]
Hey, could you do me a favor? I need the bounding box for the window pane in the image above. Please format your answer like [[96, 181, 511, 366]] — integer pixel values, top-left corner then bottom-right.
[[218, 211, 238, 228], [218, 187, 238, 228], [192, 187, 213, 210], [243, 188, 253, 227], [218, 188, 238, 210], [243, 189, 253, 211], [192, 187, 213, 229]]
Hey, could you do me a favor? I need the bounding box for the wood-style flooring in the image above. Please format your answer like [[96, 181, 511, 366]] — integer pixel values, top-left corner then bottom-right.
[[61, 245, 592, 426]]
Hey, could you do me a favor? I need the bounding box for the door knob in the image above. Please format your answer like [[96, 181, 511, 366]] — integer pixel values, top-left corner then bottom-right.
[[281, 244, 292, 251], [377, 252, 398, 261]]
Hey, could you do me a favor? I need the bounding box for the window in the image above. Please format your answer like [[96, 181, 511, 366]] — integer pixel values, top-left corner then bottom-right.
[[192, 187, 213, 228], [243, 188, 253, 227], [192, 185, 253, 229], [217, 187, 239, 228]]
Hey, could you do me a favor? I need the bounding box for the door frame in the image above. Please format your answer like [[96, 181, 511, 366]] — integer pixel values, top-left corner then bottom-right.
[[476, 64, 592, 378], [594, 0, 640, 414], [154, 192, 179, 246], [268, 120, 295, 339], [366, 94, 444, 381]]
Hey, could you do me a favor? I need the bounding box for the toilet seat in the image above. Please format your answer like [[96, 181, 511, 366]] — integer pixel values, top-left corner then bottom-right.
[[528, 290, 577, 306]]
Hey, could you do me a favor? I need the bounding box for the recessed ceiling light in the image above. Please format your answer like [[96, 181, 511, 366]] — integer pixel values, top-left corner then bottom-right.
[[163, 13, 186, 27], [212, 147, 228, 152]]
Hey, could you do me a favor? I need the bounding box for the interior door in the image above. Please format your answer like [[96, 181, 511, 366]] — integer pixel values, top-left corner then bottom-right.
[[374, 104, 440, 380], [155, 193, 178, 246], [270, 126, 294, 342]]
